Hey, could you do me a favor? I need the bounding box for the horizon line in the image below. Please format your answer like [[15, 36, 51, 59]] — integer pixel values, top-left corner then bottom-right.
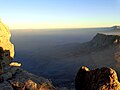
[[10, 26, 115, 30]]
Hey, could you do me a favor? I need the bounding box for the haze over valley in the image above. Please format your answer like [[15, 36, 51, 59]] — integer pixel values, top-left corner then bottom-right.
[[1, 0, 120, 89], [11, 27, 114, 87]]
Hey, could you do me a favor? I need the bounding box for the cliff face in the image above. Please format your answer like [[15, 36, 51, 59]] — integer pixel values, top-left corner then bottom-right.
[[0, 20, 14, 58], [0, 21, 56, 90], [90, 33, 120, 48]]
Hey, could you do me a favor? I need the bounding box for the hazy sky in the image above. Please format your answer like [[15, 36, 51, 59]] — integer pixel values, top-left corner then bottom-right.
[[0, 0, 120, 29]]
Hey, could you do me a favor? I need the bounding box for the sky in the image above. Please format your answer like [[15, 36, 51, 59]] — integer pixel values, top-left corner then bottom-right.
[[0, 0, 120, 29]]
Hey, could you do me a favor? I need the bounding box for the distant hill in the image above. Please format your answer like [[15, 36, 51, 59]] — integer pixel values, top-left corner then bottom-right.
[[111, 26, 120, 30]]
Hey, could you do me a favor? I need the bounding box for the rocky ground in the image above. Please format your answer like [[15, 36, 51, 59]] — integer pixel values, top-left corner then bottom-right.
[[0, 66, 56, 90]]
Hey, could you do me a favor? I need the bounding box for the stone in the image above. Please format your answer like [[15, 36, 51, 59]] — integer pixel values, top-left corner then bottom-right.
[[0, 21, 14, 58], [0, 72, 12, 81], [25, 80, 38, 90], [0, 21, 14, 73], [75, 66, 120, 90], [9, 62, 21, 67], [40, 82, 56, 90], [8, 68, 56, 90], [0, 81, 13, 90]]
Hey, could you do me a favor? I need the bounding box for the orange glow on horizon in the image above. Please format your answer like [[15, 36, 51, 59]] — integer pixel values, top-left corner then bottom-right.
[[2, 20, 120, 30]]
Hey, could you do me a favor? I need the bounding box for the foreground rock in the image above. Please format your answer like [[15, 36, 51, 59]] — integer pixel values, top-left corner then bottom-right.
[[75, 66, 120, 90], [0, 21, 56, 90], [0, 66, 56, 90]]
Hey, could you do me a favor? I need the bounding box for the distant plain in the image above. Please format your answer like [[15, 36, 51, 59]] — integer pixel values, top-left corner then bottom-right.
[[11, 28, 111, 87]]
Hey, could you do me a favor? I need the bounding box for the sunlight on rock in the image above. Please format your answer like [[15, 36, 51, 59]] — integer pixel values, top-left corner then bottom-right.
[[40, 82, 56, 90], [0, 21, 14, 58], [114, 39, 119, 44], [9, 62, 21, 67], [81, 66, 90, 71], [25, 80, 37, 90]]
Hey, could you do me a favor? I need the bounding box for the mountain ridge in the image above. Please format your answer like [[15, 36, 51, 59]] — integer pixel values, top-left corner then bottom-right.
[[111, 26, 120, 30]]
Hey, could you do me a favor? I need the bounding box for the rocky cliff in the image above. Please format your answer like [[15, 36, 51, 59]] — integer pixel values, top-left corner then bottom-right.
[[90, 33, 120, 47], [0, 21, 56, 90], [0, 20, 14, 58]]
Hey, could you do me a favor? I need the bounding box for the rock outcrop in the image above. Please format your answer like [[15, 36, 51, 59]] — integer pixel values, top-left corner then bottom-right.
[[111, 26, 120, 30], [0, 20, 14, 58], [75, 66, 120, 90], [0, 21, 56, 90], [90, 33, 120, 48]]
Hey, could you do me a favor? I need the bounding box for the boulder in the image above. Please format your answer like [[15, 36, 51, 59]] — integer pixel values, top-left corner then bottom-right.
[[75, 66, 120, 90]]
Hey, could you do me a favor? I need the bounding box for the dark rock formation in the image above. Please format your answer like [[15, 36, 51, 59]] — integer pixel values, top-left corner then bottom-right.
[[75, 66, 120, 90], [111, 26, 120, 30]]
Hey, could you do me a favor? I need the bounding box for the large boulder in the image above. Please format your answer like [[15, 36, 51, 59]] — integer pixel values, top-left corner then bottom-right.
[[75, 66, 120, 90]]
